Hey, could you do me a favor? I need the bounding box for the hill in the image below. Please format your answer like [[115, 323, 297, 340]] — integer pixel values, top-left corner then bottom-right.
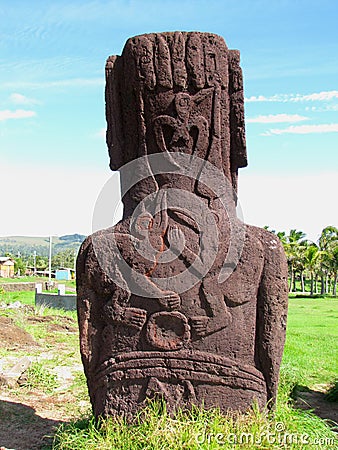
[[0, 234, 86, 257]]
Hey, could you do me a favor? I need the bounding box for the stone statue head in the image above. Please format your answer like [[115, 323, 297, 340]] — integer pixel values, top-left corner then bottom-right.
[[105, 32, 247, 203]]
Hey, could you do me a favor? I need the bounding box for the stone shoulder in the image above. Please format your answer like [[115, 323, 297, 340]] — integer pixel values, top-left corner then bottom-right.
[[245, 224, 285, 258]]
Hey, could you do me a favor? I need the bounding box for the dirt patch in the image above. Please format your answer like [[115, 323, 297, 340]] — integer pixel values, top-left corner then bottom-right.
[[26, 315, 77, 333], [295, 385, 338, 430], [0, 307, 89, 449], [26, 315, 75, 325], [0, 394, 66, 450], [47, 323, 77, 333], [0, 317, 38, 350]]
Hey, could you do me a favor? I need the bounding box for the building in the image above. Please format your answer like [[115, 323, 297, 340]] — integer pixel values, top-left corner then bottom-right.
[[55, 268, 75, 281], [0, 257, 15, 278], [26, 267, 52, 277]]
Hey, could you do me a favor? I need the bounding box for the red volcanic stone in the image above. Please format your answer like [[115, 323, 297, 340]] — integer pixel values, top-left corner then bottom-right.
[[77, 32, 288, 419]]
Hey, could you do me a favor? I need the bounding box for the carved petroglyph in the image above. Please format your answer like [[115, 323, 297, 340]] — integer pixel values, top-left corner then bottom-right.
[[153, 92, 209, 157]]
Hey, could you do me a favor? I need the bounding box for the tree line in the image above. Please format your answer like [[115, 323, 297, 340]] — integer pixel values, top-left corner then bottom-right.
[[266, 225, 338, 296], [6, 249, 77, 275]]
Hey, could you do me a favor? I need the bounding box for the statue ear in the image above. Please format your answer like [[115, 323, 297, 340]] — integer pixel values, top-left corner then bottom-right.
[[228, 50, 248, 171], [106, 55, 124, 170]]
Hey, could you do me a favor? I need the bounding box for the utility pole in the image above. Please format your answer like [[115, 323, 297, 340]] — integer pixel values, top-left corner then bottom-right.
[[17, 251, 21, 277], [33, 250, 37, 275], [48, 236, 52, 285], [73, 249, 76, 279]]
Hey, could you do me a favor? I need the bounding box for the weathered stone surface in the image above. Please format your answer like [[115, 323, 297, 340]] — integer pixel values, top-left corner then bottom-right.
[[77, 32, 288, 418]]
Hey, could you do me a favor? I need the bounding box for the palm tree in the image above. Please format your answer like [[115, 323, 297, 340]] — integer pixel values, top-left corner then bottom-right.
[[286, 229, 307, 293], [331, 246, 338, 296], [264, 226, 337, 296], [304, 244, 320, 296], [276, 231, 287, 246], [318, 226, 338, 294]]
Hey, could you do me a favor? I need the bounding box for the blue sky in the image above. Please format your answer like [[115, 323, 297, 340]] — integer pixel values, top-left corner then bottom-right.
[[1, 0, 337, 242]]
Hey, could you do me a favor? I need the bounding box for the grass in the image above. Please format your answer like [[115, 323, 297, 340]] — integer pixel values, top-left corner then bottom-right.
[[19, 361, 59, 394], [0, 276, 76, 287], [0, 289, 79, 358], [53, 397, 336, 450], [51, 370, 337, 449], [0, 290, 77, 317], [0, 289, 35, 305], [283, 297, 338, 386], [0, 276, 48, 283], [46, 288, 75, 294], [0, 291, 337, 449]]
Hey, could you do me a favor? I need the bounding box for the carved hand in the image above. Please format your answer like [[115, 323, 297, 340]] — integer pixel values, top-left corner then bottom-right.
[[167, 226, 185, 253], [157, 291, 181, 311], [122, 307, 147, 330], [104, 303, 147, 330], [190, 316, 209, 337]]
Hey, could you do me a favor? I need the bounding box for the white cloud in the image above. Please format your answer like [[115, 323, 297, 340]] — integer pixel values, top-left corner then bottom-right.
[[91, 128, 106, 140], [292, 90, 338, 102], [247, 114, 308, 124], [245, 94, 286, 103], [305, 104, 338, 112], [245, 90, 338, 103], [262, 123, 338, 136], [9, 93, 39, 105], [0, 109, 36, 121]]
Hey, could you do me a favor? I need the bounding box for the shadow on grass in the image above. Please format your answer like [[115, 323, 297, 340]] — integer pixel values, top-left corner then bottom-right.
[[292, 385, 338, 431], [0, 399, 66, 450], [290, 294, 335, 299]]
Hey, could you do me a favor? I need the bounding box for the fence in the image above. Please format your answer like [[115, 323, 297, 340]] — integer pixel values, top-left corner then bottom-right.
[[35, 283, 77, 311]]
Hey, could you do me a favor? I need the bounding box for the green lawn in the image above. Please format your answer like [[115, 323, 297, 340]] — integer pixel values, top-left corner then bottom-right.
[[0, 276, 48, 283], [0, 276, 76, 288], [282, 297, 338, 387], [0, 290, 35, 305]]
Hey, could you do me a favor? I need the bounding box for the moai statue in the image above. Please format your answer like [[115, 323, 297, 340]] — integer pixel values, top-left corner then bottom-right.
[[77, 32, 288, 418]]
